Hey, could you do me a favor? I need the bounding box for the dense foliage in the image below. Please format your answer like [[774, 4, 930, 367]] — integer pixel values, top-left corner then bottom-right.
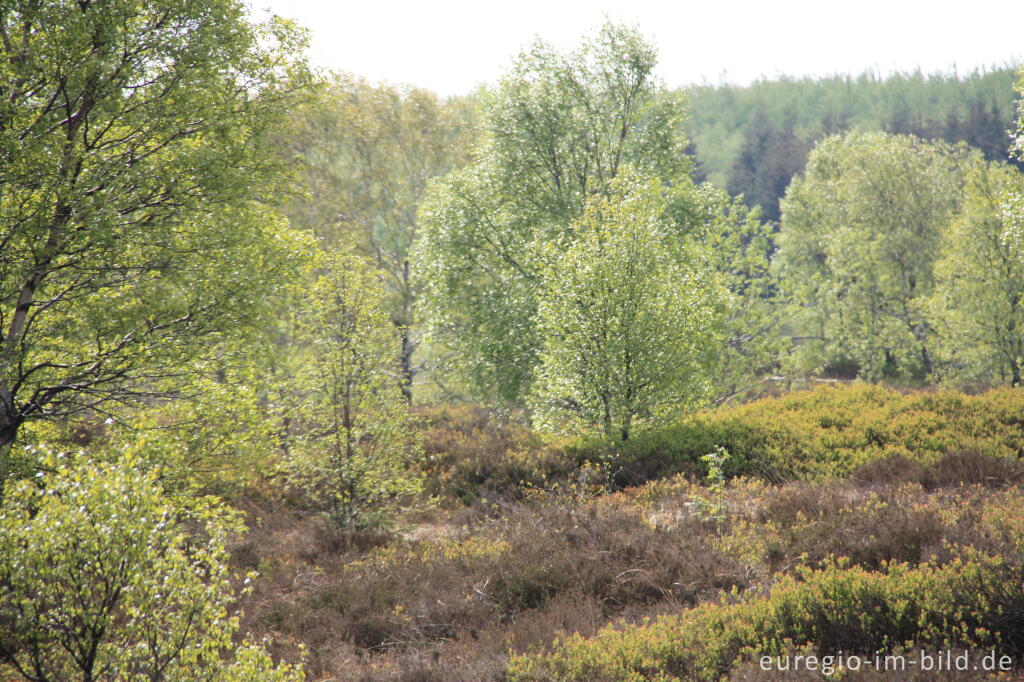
[[777, 132, 978, 380], [415, 24, 690, 403], [0, 0, 311, 471], [612, 383, 1024, 483], [0, 456, 302, 681], [280, 76, 477, 399], [532, 177, 724, 440]]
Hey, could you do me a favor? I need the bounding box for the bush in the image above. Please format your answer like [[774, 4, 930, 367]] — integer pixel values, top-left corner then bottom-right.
[[0, 454, 302, 681], [241, 494, 746, 666], [507, 485, 1024, 681], [508, 553, 1024, 681], [603, 384, 1024, 485], [419, 404, 575, 504]]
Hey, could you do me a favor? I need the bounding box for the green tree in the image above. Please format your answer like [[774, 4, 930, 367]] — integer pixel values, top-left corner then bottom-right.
[[686, 185, 784, 403], [1012, 67, 1024, 161], [286, 249, 422, 530], [0, 455, 303, 681], [531, 178, 724, 441], [282, 76, 477, 401], [0, 1, 311, 466], [929, 162, 1024, 385], [777, 131, 978, 380], [416, 22, 688, 403]]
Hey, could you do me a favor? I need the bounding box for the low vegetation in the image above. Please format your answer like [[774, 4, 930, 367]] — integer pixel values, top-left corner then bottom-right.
[[217, 384, 1024, 679]]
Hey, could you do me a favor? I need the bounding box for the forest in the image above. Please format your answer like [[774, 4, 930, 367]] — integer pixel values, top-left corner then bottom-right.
[[2, 2, 1024, 680]]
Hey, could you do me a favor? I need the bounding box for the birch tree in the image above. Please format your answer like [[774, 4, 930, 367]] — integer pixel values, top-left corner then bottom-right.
[[0, 1, 311, 474]]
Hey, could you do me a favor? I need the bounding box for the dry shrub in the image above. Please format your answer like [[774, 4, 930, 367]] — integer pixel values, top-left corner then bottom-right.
[[508, 554, 1024, 681], [236, 488, 747, 678], [922, 449, 1024, 489], [853, 450, 1024, 489], [752, 483, 945, 570], [851, 454, 928, 486], [417, 404, 575, 504], [306, 501, 746, 651]]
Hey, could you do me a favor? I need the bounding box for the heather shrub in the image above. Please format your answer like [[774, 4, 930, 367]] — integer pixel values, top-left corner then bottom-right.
[[507, 553, 1024, 681], [418, 404, 575, 504], [508, 486, 1024, 681], [604, 384, 1024, 484]]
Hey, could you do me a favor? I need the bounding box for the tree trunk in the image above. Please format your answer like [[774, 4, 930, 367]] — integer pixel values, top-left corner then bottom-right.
[[398, 259, 415, 405], [399, 324, 414, 405], [0, 419, 18, 452], [0, 388, 21, 453], [919, 342, 934, 378]]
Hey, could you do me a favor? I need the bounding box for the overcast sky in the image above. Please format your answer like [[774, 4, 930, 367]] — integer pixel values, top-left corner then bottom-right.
[[252, 0, 1021, 96]]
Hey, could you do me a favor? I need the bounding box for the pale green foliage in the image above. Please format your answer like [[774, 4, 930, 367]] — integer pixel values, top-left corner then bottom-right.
[[929, 163, 1024, 386], [684, 185, 785, 402], [114, 359, 284, 494], [0, 0, 312, 462], [286, 249, 422, 530], [777, 132, 978, 380], [416, 22, 688, 402], [692, 446, 730, 524], [531, 178, 724, 441], [1013, 67, 1024, 162], [282, 75, 478, 399], [0, 455, 303, 681]]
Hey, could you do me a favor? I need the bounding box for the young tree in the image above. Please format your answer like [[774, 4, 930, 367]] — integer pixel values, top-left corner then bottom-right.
[[929, 163, 1024, 385], [281, 76, 477, 401], [777, 132, 978, 380], [416, 22, 688, 403], [0, 2, 311, 464], [286, 250, 422, 530], [531, 178, 724, 441], [683, 185, 784, 403], [0, 455, 303, 681]]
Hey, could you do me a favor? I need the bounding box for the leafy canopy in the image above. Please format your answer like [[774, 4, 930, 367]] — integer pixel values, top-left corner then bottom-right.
[[416, 22, 688, 402], [0, 0, 311, 466], [280, 76, 478, 399], [777, 131, 978, 380], [929, 162, 1024, 386]]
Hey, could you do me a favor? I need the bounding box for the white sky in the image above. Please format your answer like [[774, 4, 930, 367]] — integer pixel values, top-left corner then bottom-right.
[[252, 0, 1021, 96]]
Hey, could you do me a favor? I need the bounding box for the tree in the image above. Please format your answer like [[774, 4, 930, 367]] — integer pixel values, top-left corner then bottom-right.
[[727, 109, 809, 222], [416, 22, 688, 403], [281, 76, 477, 401], [929, 162, 1024, 385], [531, 177, 724, 441], [691, 185, 785, 403], [285, 249, 422, 530], [683, 68, 1021, 226], [777, 132, 978, 380], [1013, 66, 1024, 161], [0, 2, 311, 467], [0, 455, 303, 681]]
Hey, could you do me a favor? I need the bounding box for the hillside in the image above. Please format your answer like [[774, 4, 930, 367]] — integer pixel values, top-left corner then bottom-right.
[[683, 68, 1020, 220]]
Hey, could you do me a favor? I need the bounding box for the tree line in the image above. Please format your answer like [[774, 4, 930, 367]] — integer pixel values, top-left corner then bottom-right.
[[686, 67, 1021, 221]]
